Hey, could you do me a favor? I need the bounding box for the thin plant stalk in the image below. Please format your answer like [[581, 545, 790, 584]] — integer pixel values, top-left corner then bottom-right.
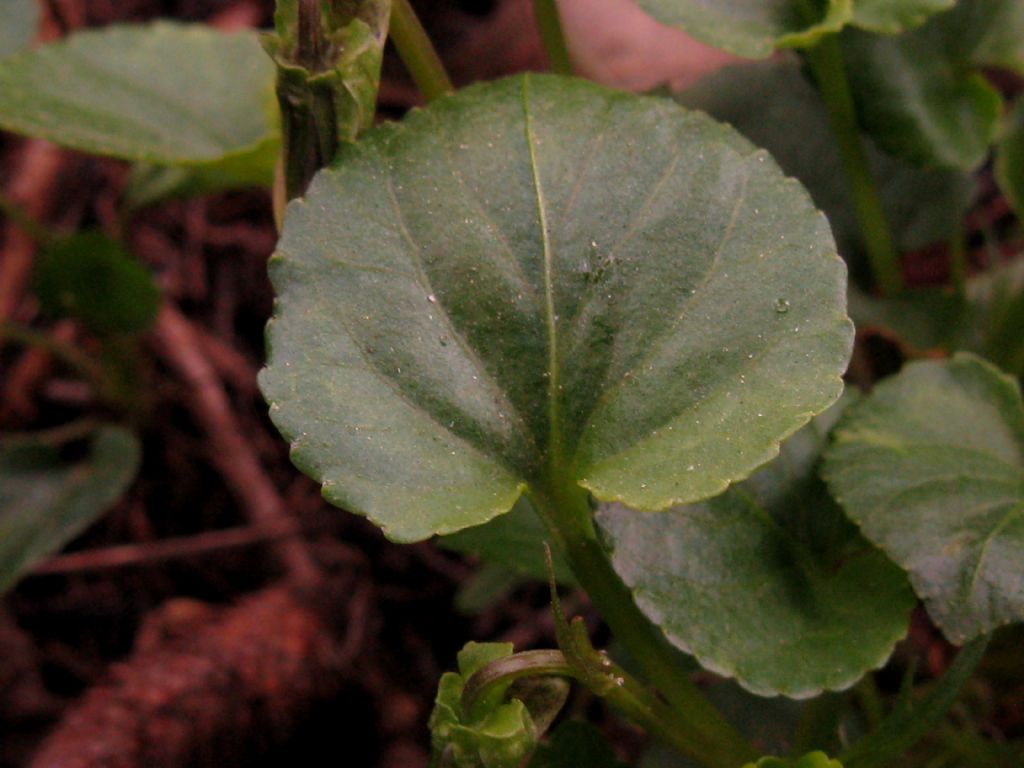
[[530, 482, 758, 768], [0, 320, 109, 393], [534, 0, 572, 75], [389, 0, 453, 102], [802, 35, 905, 296]]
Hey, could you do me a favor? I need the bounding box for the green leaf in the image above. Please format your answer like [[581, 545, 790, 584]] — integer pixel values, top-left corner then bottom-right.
[[847, 258, 1024, 379], [635, 0, 853, 58], [429, 642, 540, 768], [528, 721, 626, 768], [597, 402, 914, 697], [260, 74, 853, 542], [744, 753, 844, 768], [675, 59, 974, 269], [967, 258, 1024, 380], [950, 0, 1024, 74], [841, 8, 1005, 170], [0, 427, 141, 594], [996, 99, 1024, 220], [0, 0, 39, 59], [122, 137, 278, 210], [440, 497, 576, 586], [34, 232, 161, 335], [0, 22, 278, 167], [824, 354, 1024, 642], [851, 0, 954, 34], [846, 286, 969, 353], [454, 563, 526, 614]]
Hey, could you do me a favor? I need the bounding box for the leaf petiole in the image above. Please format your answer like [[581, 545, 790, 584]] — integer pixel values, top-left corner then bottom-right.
[[530, 482, 758, 768]]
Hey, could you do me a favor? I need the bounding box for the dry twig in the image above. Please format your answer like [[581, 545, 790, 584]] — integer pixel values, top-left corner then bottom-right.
[[152, 304, 319, 585]]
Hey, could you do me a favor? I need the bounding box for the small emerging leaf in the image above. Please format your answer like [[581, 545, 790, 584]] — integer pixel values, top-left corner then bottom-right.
[[0, 427, 141, 594], [824, 354, 1024, 642], [35, 233, 161, 335], [0, 0, 39, 59], [429, 642, 540, 768], [261, 74, 853, 542], [0, 22, 278, 168], [597, 402, 914, 698], [635, 0, 853, 58]]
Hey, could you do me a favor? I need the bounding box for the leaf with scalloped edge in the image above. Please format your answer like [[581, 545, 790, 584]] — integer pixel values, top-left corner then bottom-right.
[[635, 0, 852, 58], [260, 74, 853, 543], [597, 401, 914, 698], [0, 22, 277, 170], [824, 354, 1024, 643], [0, 427, 141, 594]]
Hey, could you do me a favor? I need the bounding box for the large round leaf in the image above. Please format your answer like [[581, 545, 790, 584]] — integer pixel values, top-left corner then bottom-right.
[[0, 22, 277, 167], [260, 74, 853, 542], [635, 0, 852, 58], [597, 402, 914, 698], [824, 354, 1024, 642]]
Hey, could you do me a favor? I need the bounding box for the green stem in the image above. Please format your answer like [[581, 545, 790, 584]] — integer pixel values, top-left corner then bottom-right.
[[388, 0, 453, 102], [840, 636, 988, 768], [857, 674, 885, 730], [530, 482, 757, 768], [802, 34, 904, 296], [533, 0, 572, 75], [463, 647, 742, 764]]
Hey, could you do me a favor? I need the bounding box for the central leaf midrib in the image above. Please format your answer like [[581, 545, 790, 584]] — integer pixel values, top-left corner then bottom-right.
[[522, 75, 564, 473]]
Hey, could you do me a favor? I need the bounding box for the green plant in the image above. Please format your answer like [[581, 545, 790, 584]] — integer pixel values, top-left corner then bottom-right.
[[0, 1, 1022, 766]]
